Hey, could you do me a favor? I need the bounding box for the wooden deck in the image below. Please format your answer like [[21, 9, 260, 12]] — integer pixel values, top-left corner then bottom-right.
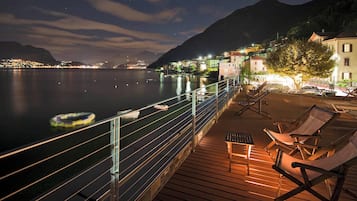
[[154, 93, 357, 201]]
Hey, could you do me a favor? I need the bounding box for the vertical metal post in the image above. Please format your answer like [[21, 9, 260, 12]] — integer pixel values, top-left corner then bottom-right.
[[215, 82, 219, 122], [232, 77, 237, 96], [226, 79, 230, 106], [258, 98, 262, 114], [191, 91, 196, 152], [110, 117, 120, 201]]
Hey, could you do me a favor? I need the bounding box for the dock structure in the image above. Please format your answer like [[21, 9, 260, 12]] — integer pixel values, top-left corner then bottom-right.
[[154, 93, 357, 201]]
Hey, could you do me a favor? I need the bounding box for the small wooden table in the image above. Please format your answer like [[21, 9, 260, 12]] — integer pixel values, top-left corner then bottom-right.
[[225, 132, 254, 175]]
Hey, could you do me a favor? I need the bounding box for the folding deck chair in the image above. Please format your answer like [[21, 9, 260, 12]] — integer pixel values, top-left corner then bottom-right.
[[273, 130, 357, 201], [264, 105, 338, 159], [247, 81, 267, 97], [343, 88, 357, 100], [330, 103, 357, 114], [235, 82, 270, 118]]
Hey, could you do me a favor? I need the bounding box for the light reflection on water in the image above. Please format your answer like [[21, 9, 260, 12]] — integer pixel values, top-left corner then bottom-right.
[[0, 69, 206, 152]]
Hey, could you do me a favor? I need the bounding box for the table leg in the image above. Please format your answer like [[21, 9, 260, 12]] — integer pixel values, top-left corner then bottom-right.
[[247, 144, 252, 175], [227, 142, 232, 172]]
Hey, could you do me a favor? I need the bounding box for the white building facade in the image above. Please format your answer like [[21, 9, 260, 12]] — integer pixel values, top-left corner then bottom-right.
[[310, 32, 357, 87], [250, 56, 267, 73], [218, 62, 239, 80]]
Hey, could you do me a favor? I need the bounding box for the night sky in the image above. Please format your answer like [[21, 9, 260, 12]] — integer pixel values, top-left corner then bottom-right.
[[0, 0, 312, 64]]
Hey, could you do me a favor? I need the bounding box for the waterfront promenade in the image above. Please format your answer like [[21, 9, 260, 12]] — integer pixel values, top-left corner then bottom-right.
[[154, 93, 357, 201]]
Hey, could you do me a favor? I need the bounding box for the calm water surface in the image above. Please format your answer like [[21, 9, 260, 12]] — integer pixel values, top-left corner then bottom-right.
[[0, 69, 202, 152]]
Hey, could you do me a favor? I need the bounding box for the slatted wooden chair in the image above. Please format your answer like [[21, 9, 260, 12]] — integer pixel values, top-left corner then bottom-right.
[[264, 105, 338, 159], [246, 81, 267, 97], [330, 103, 357, 114], [273, 130, 357, 201], [343, 88, 357, 100], [235, 82, 270, 118]]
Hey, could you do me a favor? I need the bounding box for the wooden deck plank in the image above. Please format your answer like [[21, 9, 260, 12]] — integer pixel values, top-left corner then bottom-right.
[[171, 173, 249, 200], [176, 167, 248, 193], [164, 180, 233, 201], [157, 186, 208, 201], [153, 93, 357, 201]]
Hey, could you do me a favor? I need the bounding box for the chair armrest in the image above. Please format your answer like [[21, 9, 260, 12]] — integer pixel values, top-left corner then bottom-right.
[[273, 120, 295, 125], [290, 134, 320, 138], [293, 142, 319, 149], [308, 147, 336, 160], [291, 162, 343, 178], [273, 120, 298, 133]]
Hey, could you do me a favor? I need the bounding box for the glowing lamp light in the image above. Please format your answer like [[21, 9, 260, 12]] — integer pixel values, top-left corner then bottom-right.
[[200, 63, 207, 71]]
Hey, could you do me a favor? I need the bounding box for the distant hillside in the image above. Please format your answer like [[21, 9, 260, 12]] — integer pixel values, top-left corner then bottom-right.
[[148, 0, 334, 68], [103, 50, 162, 68], [287, 0, 357, 38], [0, 41, 58, 65]]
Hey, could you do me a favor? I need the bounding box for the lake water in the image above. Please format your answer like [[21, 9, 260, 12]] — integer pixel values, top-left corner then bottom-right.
[[0, 69, 203, 152]]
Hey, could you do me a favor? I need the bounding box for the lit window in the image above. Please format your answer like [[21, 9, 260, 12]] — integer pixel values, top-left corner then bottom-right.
[[342, 43, 352, 52], [344, 58, 350, 66], [342, 72, 351, 80]]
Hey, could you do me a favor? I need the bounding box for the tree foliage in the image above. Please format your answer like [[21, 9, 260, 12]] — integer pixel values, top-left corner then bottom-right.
[[240, 61, 252, 84], [266, 40, 335, 89]]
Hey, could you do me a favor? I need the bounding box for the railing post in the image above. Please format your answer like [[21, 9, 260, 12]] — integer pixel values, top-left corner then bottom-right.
[[215, 82, 219, 122], [232, 78, 236, 97], [226, 79, 230, 106], [110, 117, 120, 201], [191, 91, 196, 152]]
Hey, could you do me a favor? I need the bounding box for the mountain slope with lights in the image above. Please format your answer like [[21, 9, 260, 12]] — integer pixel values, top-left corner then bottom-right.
[[148, 0, 334, 68], [0, 41, 59, 65]]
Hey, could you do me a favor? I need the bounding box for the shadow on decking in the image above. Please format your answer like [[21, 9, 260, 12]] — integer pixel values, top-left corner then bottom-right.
[[154, 93, 357, 201]]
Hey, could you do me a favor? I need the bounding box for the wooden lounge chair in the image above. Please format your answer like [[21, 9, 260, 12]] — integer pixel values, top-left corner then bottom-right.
[[236, 82, 270, 118], [247, 81, 267, 97], [343, 88, 357, 100], [330, 103, 357, 114], [303, 129, 356, 161], [264, 105, 337, 159], [273, 130, 357, 201]]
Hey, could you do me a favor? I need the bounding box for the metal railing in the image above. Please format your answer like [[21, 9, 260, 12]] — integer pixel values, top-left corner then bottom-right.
[[0, 78, 240, 201]]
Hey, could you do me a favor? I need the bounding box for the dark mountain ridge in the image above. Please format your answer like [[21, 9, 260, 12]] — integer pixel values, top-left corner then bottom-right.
[[287, 0, 357, 38], [0, 41, 58, 65], [148, 0, 334, 68]]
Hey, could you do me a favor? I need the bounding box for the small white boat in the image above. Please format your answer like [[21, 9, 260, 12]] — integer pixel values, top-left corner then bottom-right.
[[50, 112, 95, 128], [154, 104, 169, 111], [118, 109, 140, 119]]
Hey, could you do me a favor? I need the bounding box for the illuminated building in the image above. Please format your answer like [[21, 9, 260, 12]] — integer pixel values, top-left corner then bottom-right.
[[309, 32, 357, 87]]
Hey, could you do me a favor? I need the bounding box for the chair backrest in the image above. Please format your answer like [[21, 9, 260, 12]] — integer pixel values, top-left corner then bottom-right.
[[278, 130, 357, 179], [248, 81, 267, 96], [255, 81, 267, 93], [290, 106, 336, 137]]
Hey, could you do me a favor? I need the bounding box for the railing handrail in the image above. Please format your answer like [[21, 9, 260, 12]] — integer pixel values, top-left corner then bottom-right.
[[0, 77, 239, 201]]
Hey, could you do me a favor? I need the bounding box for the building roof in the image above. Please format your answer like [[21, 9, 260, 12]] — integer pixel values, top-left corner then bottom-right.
[[250, 56, 265, 60], [314, 31, 337, 38], [335, 32, 357, 38], [230, 51, 245, 56], [309, 32, 337, 41]]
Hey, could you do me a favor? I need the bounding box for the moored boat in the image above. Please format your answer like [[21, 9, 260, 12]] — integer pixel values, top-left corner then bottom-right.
[[154, 104, 169, 111], [118, 109, 140, 119], [50, 112, 95, 128]]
